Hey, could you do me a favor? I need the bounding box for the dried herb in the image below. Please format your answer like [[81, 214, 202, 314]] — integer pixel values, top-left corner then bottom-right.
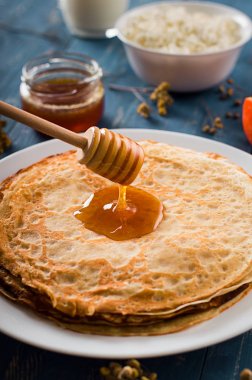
[[137, 102, 151, 118], [100, 359, 158, 380], [219, 87, 234, 100], [201, 101, 224, 135], [213, 117, 224, 129], [227, 87, 234, 97], [233, 99, 242, 106], [208, 126, 217, 135], [240, 368, 252, 380], [109, 81, 173, 118], [203, 78, 245, 135], [149, 82, 173, 116], [233, 112, 240, 119], [227, 78, 234, 84], [0, 118, 11, 154], [202, 124, 211, 133], [225, 111, 233, 119], [218, 78, 237, 100]]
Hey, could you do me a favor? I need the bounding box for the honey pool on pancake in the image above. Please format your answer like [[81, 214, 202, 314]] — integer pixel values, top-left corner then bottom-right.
[[74, 185, 163, 240]]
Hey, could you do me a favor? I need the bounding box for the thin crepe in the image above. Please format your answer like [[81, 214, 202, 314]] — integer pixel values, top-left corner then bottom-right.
[[0, 141, 252, 335]]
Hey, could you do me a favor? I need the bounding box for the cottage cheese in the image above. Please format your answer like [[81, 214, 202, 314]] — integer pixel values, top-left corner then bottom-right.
[[123, 5, 241, 54]]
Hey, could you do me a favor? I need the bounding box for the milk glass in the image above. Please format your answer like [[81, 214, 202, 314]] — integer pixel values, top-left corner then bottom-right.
[[59, 0, 129, 38]]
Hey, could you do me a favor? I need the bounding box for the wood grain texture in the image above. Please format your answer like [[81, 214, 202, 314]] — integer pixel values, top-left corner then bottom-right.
[[0, 0, 252, 379]]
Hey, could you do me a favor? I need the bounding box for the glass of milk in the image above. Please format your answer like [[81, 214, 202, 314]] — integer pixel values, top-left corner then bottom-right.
[[59, 0, 129, 38]]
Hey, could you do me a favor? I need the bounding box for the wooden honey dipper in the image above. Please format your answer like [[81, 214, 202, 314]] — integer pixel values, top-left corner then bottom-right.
[[0, 101, 144, 185]]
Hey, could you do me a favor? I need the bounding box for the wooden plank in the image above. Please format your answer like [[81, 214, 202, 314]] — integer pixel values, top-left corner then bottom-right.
[[0, 0, 252, 379], [1, 0, 71, 46], [200, 332, 252, 380], [0, 0, 35, 23], [0, 332, 207, 380]]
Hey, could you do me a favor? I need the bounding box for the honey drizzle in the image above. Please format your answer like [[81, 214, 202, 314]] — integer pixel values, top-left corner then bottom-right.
[[116, 185, 127, 212], [74, 184, 163, 241]]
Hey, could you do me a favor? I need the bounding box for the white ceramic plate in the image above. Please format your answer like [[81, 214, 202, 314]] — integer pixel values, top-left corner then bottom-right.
[[0, 129, 251, 359]]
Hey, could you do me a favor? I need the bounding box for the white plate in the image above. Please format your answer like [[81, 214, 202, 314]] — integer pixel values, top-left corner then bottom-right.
[[0, 129, 251, 359]]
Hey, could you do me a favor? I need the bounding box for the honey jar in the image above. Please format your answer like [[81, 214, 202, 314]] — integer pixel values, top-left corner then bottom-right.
[[20, 52, 104, 132]]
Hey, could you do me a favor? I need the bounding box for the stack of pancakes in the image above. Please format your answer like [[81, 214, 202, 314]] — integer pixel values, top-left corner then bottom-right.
[[0, 141, 252, 335]]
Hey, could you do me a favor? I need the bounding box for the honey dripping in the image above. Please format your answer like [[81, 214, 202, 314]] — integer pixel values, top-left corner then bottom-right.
[[74, 185, 163, 241]]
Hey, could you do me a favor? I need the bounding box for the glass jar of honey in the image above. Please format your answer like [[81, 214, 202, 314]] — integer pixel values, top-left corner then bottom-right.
[[20, 52, 104, 132]]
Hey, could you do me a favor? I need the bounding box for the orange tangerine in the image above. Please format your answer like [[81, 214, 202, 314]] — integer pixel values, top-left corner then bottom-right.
[[242, 97, 252, 144]]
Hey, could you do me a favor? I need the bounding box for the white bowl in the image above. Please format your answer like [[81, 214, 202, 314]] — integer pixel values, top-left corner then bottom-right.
[[116, 1, 252, 92]]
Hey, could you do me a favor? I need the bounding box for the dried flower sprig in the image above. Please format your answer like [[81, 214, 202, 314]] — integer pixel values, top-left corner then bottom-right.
[[149, 82, 174, 116], [109, 81, 173, 119], [109, 83, 153, 118], [218, 78, 235, 100], [233, 98, 242, 107], [240, 368, 252, 380], [100, 359, 158, 380], [137, 102, 151, 118], [0, 118, 11, 154], [201, 101, 224, 135], [218, 77, 246, 113], [204, 77, 246, 138], [226, 111, 240, 120], [131, 89, 152, 119]]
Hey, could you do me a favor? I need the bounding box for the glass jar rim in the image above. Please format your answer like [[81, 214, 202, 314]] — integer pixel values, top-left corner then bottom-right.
[[21, 51, 103, 87]]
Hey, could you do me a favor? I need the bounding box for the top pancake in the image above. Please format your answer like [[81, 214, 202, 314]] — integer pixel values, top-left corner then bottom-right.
[[0, 141, 252, 318]]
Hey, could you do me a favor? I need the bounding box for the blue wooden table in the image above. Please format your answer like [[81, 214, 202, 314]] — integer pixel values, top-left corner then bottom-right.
[[1, 0, 252, 379]]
